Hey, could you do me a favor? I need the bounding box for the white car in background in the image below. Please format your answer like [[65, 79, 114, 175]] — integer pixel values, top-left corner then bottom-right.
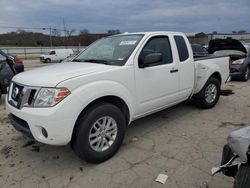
[[40, 49, 74, 63]]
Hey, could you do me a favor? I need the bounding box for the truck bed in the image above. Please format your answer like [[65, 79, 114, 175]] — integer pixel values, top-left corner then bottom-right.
[[193, 55, 230, 94]]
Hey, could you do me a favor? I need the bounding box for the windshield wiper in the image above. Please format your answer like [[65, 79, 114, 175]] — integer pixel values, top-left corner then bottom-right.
[[73, 59, 84, 62], [83, 59, 110, 65]]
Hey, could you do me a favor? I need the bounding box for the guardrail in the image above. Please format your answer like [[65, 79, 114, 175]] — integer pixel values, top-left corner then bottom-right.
[[0, 46, 86, 59]]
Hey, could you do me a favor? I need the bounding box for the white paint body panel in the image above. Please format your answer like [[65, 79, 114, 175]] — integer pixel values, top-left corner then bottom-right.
[[6, 32, 229, 145]]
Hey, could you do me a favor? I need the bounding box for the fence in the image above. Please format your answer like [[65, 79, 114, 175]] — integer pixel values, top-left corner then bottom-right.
[[0, 46, 86, 59]]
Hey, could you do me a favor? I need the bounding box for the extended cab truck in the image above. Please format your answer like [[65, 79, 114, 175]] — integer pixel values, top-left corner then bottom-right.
[[6, 32, 230, 163]]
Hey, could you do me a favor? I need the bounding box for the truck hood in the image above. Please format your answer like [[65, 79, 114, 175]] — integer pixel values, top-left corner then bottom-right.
[[12, 62, 118, 87], [208, 39, 247, 54]]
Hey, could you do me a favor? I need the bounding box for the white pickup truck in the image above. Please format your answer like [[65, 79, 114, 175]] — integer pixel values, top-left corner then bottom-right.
[[6, 32, 230, 163]]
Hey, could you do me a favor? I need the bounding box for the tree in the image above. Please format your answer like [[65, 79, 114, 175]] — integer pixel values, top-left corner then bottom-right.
[[107, 29, 121, 34], [16, 29, 27, 34], [79, 29, 89, 35], [212, 31, 217, 34], [232, 31, 237, 34], [51, 29, 61, 37], [65, 29, 75, 37]]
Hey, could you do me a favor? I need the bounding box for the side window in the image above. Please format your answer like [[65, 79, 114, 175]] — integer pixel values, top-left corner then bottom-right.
[[49, 51, 56, 55], [174, 36, 189, 62], [139, 36, 173, 66]]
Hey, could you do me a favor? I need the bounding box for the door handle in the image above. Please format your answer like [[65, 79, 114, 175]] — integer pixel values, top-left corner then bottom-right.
[[170, 69, 178, 73]]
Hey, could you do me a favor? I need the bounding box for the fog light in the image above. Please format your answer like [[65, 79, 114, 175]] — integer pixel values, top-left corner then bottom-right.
[[41, 128, 48, 138]]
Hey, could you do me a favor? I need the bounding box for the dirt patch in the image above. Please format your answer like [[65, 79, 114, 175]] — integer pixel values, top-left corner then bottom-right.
[[1, 145, 13, 158], [0, 117, 10, 124], [219, 122, 246, 127]]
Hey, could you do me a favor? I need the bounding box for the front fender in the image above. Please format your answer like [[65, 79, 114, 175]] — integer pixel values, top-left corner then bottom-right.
[[227, 126, 250, 163], [68, 80, 136, 123]]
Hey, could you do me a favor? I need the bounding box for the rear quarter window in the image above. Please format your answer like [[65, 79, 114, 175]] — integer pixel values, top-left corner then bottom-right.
[[174, 36, 189, 62]]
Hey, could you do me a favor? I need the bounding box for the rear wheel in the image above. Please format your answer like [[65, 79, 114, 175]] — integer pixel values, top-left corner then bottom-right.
[[234, 164, 250, 188], [241, 66, 249, 81], [72, 102, 126, 163], [194, 77, 221, 109]]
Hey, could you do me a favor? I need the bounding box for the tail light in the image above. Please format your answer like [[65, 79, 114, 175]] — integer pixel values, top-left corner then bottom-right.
[[15, 58, 23, 64], [228, 57, 232, 69]]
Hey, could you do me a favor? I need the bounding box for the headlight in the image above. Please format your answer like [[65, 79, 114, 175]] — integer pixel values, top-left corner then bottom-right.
[[34, 88, 70, 107], [232, 58, 245, 65]]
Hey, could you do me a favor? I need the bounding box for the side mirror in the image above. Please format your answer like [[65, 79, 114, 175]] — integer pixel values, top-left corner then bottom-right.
[[139, 53, 162, 68], [8, 56, 15, 61]]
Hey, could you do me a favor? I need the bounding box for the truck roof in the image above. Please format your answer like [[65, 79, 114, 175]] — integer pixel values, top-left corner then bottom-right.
[[116, 31, 184, 36]]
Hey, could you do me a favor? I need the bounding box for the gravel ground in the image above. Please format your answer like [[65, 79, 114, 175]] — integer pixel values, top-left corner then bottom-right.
[[0, 60, 250, 188]]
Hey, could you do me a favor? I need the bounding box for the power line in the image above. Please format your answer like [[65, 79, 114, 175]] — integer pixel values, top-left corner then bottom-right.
[[0, 25, 65, 31]]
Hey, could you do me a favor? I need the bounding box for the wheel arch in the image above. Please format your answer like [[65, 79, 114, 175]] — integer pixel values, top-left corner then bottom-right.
[[210, 72, 222, 84], [71, 95, 130, 142]]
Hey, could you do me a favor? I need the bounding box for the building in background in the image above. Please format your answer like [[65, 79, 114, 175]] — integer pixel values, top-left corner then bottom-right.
[[185, 32, 208, 45]]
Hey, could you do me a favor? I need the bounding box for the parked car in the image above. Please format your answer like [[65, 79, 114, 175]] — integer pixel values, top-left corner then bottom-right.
[[191, 44, 208, 58], [40, 49, 74, 63], [7, 54, 24, 64], [6, 32, 230, 163], [208, 39, 249, 81], [0, 50, 24, 98], [212, 126, 250, 188]]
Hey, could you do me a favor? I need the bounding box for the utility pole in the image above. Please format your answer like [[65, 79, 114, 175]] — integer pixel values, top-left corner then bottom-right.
[[62, 18, 66, 46], [49, 26, 52, 48]]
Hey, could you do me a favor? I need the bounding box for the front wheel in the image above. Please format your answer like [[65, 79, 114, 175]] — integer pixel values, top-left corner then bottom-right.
[[193, 77, 221, 109], [71, 102, 126, 163], [234, 164, 250, 188], [241, 66, 249, 81], [44, 58, 51, 63]]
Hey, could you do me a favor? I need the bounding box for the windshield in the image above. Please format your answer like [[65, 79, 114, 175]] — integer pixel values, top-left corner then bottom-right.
[[213, 50, 245, 56], [74, 34, 144, 66]]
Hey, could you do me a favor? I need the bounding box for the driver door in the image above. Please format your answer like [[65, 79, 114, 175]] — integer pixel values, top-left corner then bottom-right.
[[134, 35, 179, 115]]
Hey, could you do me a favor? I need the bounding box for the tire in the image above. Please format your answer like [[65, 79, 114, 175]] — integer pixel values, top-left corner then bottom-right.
[[234, 164, 250, 188], [241, 66, 249, 81], [193, 77, 221, 109], [45, 58, 51, 63], [72, 102, 126, 163]]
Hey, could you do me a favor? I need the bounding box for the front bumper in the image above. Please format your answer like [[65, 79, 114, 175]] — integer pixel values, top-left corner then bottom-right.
[[230, 64, 245, 78], [6, 94, 80, 146]]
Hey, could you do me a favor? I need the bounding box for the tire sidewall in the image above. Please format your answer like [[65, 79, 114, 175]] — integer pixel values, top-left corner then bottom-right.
[[73, 103, 126, 163], [195, 77, 221, 109], [45, 58, 51, 63], [243, 66, 249, 81]]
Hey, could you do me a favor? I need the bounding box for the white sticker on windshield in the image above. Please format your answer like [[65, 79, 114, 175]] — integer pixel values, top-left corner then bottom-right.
[[119, 41, 137, 45]]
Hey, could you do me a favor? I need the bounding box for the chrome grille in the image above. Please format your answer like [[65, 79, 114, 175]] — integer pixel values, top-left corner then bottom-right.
[[8, 82, 39, 109]]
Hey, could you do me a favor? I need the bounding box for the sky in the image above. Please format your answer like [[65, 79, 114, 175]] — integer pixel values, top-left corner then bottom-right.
[[0, 0, 249, 34]]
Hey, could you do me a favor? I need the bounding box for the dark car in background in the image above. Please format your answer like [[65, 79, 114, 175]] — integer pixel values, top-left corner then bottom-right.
[[191, 44, 208, 58], [208, 39, 249, 81], [0, 50, 24, 98]]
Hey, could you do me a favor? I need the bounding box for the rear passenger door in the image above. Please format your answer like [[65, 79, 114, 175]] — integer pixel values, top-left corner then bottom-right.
[[174, 35, 194, 100], [134, 35, 180, 115]]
